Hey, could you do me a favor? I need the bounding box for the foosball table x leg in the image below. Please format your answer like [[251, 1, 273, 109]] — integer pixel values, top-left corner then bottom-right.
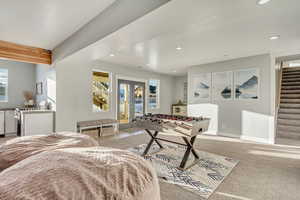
[[179, 136, 199, 170], [142, 130, 164, 156]]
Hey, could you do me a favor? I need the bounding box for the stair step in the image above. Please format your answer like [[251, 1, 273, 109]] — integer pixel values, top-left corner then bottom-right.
[[283, 71, 300, 75], [277, 119, 300, 126], [280, 103, 300, 109], [282, 74, 300, 79], [281, 82, 300, 86], [279, 108, 300, 114], [277, 125, 300, 133], [281, 90, 300, 94], [281, 86, 300, 90], [280, 99, 300, 104], [280, 94, 300, 99], [283, 67, 300, 71], [282, 78, 300, 82], [277, 130, 300, 140], [278, 113, 300, 120]]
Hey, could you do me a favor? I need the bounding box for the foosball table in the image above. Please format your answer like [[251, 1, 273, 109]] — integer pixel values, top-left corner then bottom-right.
[[133, 114, 210, 170]]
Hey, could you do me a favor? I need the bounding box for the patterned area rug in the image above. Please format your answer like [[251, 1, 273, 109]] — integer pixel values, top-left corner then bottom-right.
[[129, 143, 239, 199]]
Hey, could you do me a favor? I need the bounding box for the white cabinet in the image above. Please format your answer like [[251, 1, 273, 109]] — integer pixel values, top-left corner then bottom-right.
[[5, 111, 17, 134], [0, 111, 4, 136], [21, 111, 55, 136]]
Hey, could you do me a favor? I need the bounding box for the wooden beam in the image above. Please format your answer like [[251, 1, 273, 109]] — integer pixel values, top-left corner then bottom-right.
[[0, 40, 52, 65]]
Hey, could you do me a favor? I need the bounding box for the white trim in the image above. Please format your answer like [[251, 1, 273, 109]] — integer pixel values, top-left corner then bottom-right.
[[202, 131, 217, 136], [218, 132, 240, 138], [240, 135, 274, 144]]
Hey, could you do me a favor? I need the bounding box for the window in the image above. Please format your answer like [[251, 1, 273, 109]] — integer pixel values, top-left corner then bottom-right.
[[92, 71, 110, 112], [0, 69, 8, 102], [149, 79, 160, 109]]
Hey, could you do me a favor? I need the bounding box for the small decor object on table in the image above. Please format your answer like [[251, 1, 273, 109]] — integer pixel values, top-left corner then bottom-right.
[[133, 114, 210, 170], [23, 91, 35, 108]]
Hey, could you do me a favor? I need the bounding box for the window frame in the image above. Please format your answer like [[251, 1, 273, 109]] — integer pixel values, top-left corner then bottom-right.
[[0, 69, 8, 103], [148, 79, 160, 110], [92, 69, 112, 112]]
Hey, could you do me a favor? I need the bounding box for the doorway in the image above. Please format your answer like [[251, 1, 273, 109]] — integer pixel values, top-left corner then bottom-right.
[[117, 79, 145, 128]]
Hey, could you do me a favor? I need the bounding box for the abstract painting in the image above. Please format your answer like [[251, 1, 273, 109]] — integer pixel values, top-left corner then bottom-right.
[[191, 73, 211, 102], [234, 69, 259, 99], [212, 71, 233, 100]]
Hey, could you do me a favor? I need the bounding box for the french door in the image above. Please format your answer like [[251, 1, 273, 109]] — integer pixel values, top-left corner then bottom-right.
[[117, 79, 145, 128]]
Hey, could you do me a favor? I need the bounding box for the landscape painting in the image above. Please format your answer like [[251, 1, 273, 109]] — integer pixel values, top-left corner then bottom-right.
[[191, 73, 211, 102], [212, 71, 233, 100], [234, 69, 259, 99]]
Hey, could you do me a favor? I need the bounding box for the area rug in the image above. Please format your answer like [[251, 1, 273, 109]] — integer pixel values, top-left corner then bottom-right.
[[129, 143, 239, 199]]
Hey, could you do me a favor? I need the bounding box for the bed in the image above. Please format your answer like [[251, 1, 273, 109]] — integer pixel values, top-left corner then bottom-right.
[[0, 147, 160, 200], [0, 132, 98, 171]]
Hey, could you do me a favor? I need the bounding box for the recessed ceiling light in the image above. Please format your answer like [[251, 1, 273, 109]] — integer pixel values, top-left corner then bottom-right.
[[257, 0, 271, 5], [176, 46, 182, 50], [172, 70, 177, 73], [269, 35, 280, 40], [109, 53, 115, 57]]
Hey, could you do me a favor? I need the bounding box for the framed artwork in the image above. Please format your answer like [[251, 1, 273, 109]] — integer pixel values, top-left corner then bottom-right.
[[234, 68, 259, 100], [212, 71, 233, 100], [190, 73, 211, 102], [36, 82, 43, 95], [92, 70, 111, 112]]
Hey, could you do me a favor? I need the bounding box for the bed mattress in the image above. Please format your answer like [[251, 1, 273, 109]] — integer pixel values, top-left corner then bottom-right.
[[0, 147, 160, 200], [0, 132, 98, 171]]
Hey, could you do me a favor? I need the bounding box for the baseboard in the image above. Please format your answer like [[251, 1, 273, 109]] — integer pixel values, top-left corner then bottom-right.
[[218, 132, 240, 138], [240, 135, 274, 144], [203, 131, 217, 136]]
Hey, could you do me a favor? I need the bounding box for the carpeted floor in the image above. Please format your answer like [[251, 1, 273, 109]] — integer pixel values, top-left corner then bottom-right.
[[1, 132, 300, 200], [100, 132, 300, 200]]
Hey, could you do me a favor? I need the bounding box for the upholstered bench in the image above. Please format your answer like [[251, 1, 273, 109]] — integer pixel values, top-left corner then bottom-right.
[[77, 119, 119, 137]]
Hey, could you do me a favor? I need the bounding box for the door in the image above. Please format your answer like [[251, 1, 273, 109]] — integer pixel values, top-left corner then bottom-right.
[[118, 79, 145, 128]]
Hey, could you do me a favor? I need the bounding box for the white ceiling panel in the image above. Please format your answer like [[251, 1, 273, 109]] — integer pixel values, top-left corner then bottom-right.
[[0, 0, 115, 49], [75, 0, 300, 75]]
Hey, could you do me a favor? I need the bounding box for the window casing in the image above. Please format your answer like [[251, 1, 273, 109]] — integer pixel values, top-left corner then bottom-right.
[[0, 69, 8, 102], [92, 70, 111, 112], [148, 79, 160, 109]]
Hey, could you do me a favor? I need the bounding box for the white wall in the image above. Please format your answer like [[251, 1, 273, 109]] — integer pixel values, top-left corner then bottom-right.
[[55, 58, 174, 132], [0, 60, 36, 109], [173, 75, 187, 104], [188, 54, 275, 143], [36, 64, 56, 109]]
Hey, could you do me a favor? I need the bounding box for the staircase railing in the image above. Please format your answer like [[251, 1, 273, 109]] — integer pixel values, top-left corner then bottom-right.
[[275, 62, 284, 137]]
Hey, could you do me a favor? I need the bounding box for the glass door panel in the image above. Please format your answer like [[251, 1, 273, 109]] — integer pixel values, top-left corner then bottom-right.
[[119, 83, 130, 124], [118, 79, 145, 127], [134, 84, 145, 118]]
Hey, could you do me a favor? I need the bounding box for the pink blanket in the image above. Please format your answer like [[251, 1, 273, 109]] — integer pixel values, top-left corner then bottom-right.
[[0, 132, 98, 171], [0, 147, 160, 200]]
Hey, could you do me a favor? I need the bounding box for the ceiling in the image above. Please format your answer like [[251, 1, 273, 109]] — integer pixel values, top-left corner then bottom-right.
[[0, 0, 115, 49], [75, 0, 300, 75]]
